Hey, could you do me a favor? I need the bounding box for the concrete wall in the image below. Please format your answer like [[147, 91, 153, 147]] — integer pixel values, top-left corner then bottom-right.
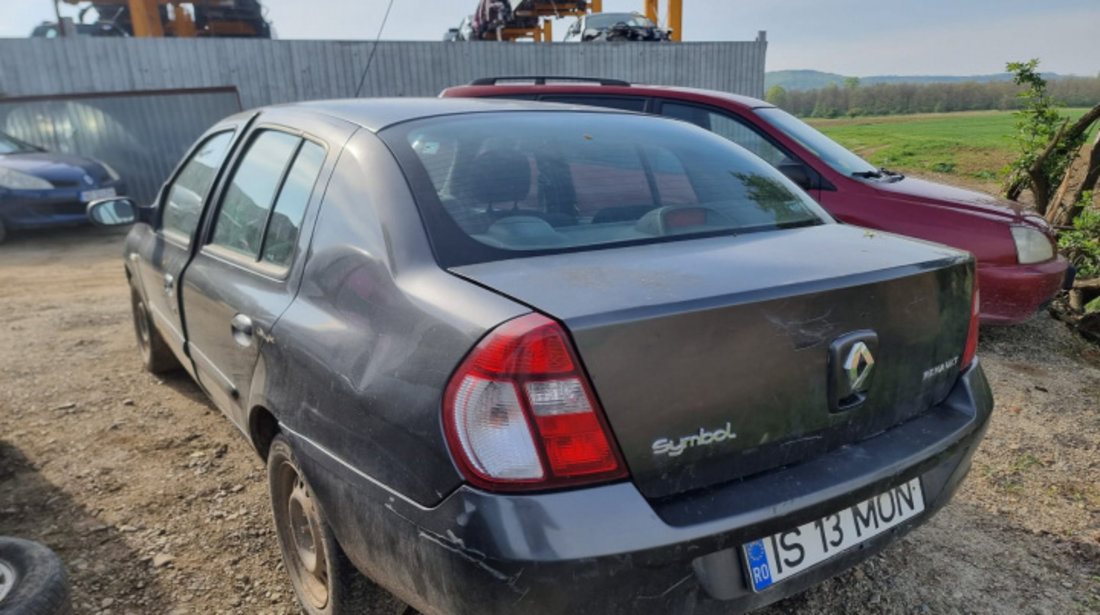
[[0, 37, 768, 110]]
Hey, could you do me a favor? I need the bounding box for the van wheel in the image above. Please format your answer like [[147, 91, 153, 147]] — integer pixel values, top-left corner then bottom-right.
[[267, 435, 383, 615], [0, 536, 72, 615], [130, 288, 179, 374]]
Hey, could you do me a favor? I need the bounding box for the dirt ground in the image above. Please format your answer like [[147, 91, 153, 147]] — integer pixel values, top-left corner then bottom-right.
[[1, 226, 1098, 615]]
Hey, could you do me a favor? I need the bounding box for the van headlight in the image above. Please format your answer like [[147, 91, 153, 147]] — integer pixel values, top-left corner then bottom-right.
[[0, 167, 54, 190], [1010, 226, 1054, 264]]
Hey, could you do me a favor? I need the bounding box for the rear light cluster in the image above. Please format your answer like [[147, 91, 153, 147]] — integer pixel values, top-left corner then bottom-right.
[[960, 282, 980, 371], [443, 313, 627, 491]]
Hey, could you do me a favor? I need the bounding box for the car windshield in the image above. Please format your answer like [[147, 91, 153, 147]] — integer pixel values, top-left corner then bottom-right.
[[386, 112, 830, 266], [754, 108, 879, 177], [0, 132, 41, 155], [587, 13, 655, 29]]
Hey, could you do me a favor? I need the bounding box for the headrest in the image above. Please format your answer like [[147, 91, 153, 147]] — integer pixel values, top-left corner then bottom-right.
[[463, 149, 532, 205]]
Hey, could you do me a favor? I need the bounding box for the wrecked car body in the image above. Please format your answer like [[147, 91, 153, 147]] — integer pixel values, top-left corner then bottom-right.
[[89, 98, 991, 614]]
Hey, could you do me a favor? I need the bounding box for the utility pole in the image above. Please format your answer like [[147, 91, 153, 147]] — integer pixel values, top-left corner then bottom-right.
[[52, 0, 66, 36]]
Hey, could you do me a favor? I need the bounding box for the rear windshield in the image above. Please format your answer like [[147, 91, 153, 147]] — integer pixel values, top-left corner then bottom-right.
[[587, 13, 655, 28], [385, 112, 830, 266]]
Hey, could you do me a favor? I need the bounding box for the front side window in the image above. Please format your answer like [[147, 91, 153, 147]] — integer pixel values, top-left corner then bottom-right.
[[661, 103, 794, 168], [754, 107, 879, 177], [386, 112, 829, 267], [162, 131, 235, 244]]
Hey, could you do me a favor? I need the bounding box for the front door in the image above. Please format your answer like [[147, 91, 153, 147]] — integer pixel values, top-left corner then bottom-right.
[[133, 126, 243, 374]]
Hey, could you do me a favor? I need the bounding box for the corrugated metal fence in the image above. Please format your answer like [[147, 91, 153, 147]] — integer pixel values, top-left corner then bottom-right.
[[0, 37, 767, 109], [0, 89, 242, 203]]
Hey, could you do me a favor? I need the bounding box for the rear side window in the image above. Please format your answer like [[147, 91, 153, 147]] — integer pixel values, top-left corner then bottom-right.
[[162, 131, 234, 244], [261, 141, 325, 268], [385, 112, 829, 267], [539, 95, 647, 112], [661, 102, 794, 168], [209, 130, 325, 270]]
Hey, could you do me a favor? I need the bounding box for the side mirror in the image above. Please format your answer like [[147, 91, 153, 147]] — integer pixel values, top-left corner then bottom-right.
[[87, 197, 139, 226], [778, 162, 814, 191]]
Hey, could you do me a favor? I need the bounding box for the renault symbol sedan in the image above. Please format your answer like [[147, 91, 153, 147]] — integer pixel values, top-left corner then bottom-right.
[[88, 98, 992, 615]]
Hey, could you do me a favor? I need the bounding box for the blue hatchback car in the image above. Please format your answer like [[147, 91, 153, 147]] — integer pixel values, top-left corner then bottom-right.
[[0, 130, 126, 243]]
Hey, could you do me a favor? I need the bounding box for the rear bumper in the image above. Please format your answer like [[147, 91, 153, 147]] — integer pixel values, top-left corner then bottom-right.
[[977, 256, 1069, 324], [292, 362, 993, 615]]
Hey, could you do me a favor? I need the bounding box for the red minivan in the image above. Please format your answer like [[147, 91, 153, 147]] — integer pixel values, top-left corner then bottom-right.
[[442, 77, 1071, 324]]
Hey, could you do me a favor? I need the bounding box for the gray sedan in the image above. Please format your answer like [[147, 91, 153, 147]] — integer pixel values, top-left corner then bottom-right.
[[88, 98, 991, 615]]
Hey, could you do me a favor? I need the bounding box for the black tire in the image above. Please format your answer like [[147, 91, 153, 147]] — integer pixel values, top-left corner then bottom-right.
[[0, 219, 7, 244], [267, 435, 385, 615], [0, 537, 71, 615], [130, 288, 180, 374]]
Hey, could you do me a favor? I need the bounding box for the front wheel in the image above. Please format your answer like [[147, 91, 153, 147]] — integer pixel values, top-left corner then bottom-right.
[[267, 435, 386, 615]]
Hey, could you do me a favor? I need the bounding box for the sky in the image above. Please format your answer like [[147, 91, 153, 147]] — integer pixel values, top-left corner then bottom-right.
[[3, 0, 1099, 77]]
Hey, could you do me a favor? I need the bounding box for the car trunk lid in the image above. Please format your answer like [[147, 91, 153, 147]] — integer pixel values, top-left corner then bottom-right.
[[450, 225, 974, 499]]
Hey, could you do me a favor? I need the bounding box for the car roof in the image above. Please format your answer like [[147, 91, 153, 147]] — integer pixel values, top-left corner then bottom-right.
[[442, 81, 773, 111], [266, 97, 631, 133]]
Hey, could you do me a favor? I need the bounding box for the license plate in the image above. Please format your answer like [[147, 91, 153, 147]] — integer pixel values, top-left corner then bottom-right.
[[742, 478, 925, 592], [81, 187, 116, 202]]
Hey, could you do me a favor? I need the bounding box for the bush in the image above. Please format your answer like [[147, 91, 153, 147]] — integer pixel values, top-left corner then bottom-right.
[[1058, 193, 1100, 278]]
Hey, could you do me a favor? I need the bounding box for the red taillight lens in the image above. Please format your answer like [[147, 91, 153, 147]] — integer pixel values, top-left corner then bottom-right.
[[443, 313, 628, 491], [961, 283, 980, 371]]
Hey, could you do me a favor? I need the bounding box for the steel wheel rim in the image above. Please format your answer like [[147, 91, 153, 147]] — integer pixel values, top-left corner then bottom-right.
[[133, 299, 151, 351], [276, 461, 329, 610], [0, 559, 16, 603]]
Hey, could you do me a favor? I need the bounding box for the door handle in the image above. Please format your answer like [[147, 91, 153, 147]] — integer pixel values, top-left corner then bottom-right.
[[230, 313, 254, 347], [163, 273, 174, 295]]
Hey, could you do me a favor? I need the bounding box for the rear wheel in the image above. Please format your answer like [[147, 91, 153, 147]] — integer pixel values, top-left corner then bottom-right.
[[0, 536, 71, 615], [267, 435, 384, 615], [130, 288, 179, 374]]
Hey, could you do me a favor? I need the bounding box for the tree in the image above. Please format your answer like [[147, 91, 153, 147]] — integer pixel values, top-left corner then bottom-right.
[[765, 85, 788, 109], [1002, 59, 1100, 217]]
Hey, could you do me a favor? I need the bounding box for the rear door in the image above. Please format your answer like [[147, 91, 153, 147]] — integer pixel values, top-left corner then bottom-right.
[[132, 122, 246, 373], [180, 111, 348, 428]]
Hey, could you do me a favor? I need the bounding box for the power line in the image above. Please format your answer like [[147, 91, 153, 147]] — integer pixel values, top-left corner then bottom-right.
[[354, 0, 397, 98]]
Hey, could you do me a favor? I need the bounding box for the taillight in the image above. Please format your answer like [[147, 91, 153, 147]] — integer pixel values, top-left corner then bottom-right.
[[443, 313, 628, 491], [960, 282, 980, 371]]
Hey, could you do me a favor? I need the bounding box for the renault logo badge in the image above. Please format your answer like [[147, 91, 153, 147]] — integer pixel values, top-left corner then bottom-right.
[[844, 342, 875, 391], [828, 330, 878, 412]]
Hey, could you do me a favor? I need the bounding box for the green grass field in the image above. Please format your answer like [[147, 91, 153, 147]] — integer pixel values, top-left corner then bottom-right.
[[808, 108, 1097, 180]]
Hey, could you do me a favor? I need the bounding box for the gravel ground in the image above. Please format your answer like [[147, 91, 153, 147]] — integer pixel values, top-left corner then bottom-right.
[[0, 226, 1097, 615]]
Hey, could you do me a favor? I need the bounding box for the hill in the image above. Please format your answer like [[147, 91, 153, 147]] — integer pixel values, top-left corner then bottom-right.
[[766, 69, 1063, 92]]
